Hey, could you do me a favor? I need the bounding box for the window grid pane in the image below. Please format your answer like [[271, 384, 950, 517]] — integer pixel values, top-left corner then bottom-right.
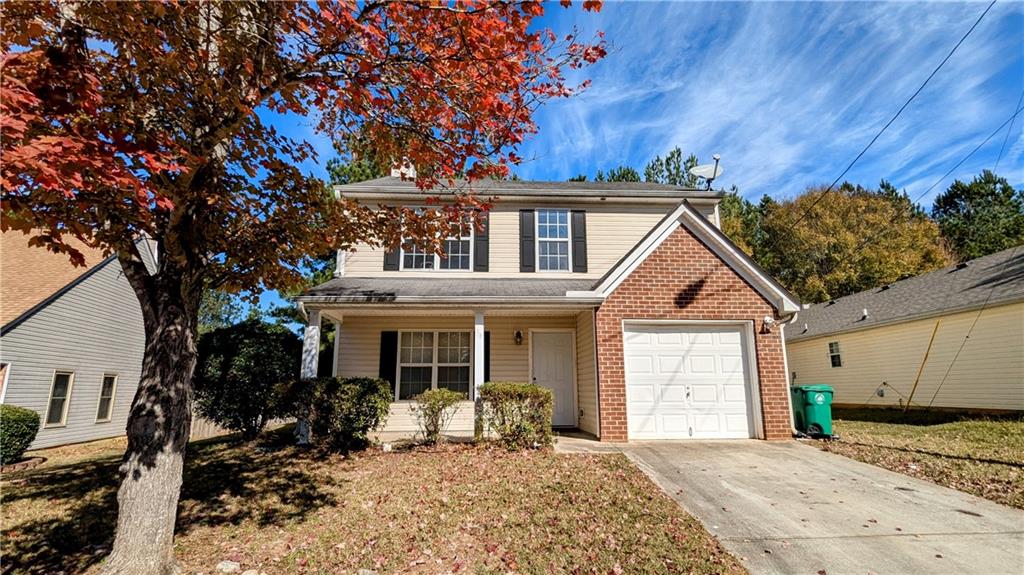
[[402, 242, 434, 269], [97, 397, 113, 421], [538, 240, 569, 271], [399, 366, 432, 400], [439, 239, 471, 270], [437, 366, 470, 397]]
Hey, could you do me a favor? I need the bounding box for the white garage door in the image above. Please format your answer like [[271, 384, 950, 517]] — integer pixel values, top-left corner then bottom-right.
[[624, 324, 756, 439]]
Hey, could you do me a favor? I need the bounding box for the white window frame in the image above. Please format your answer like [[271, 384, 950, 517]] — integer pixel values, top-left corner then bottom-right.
[[395, 330, 473, 401], [399, 212, 474, 272], [828, 341, 843, 368], [535, 208, 572, 272], [95, 373, 118, 423], [44, 370, 75, 428], [0, 362, 11, 404]]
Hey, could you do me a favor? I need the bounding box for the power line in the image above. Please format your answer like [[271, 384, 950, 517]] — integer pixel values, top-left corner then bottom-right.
[[766, 0, 998, 244], [926, 244, 1020, 407], [814, 101, 1024, 279], [994, 87, 1024, 171]]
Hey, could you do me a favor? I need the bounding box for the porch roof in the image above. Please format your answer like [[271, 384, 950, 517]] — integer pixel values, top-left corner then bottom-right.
[[297, 277, 599, 305]]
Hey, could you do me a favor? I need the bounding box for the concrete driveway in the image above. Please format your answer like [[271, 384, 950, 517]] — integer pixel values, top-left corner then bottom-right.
[[578, 439, 1024, 574]]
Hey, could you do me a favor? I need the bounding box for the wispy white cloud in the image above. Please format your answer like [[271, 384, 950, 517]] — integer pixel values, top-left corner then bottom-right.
[[518, 1, 1024, 206]]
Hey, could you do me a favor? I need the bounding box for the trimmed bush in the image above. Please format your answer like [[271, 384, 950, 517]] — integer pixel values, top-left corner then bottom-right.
[[1, 405, 41, 464], [279, 376, 392, 452], [479, 381, 553, 450], [412, 388, 465, 444], [194, 319, 302, 441]]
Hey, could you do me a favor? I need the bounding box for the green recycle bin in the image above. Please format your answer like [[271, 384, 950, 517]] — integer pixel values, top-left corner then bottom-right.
[[791, 384, 834, 437]]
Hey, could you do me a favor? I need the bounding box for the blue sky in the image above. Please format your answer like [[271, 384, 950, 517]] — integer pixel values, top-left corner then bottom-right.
[[258, 1, 1024, 316]]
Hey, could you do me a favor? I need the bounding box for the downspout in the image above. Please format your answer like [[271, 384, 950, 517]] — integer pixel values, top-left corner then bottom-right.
[[780, 313, 798, 437]]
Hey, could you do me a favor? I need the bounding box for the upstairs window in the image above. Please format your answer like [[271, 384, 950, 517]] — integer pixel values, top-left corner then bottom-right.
[[828, 342, 842, 368], [401, 216, 472, 271], [96, 374, 117, 422], [536, 209, 570, 271]]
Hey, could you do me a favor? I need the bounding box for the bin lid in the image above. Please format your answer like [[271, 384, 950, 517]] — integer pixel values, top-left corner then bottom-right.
[[792, 384, 833, 393]]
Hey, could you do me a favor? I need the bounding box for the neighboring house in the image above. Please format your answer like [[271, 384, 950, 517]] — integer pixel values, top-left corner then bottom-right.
[[786, 246, 1024, 412], [296, 176, 801, 442], [0, 231, 154, 449]]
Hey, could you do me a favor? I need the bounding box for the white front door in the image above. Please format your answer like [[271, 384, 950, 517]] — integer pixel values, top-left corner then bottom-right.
[[531, 331, 576, 427], [624, 324, 754, 440]]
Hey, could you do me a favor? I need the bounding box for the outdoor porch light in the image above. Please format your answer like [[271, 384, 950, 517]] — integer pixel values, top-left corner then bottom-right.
[[514, 330, 523, 345]]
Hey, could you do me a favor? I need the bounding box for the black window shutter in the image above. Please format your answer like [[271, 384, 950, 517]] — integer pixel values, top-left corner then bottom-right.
[[519, 210, 535, 272], [474, 212, 489, 272], [383, 246, 400, 271], [571, 210, 588, 273], [379, 331, 398, 385], [484, 331, 491, 383]]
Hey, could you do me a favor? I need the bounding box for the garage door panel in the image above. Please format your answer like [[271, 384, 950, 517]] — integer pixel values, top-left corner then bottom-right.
[[690, 384, 718, 403], [688, 355, 716, 373], [722, 384, 748, 403], [660, 384, 689, 402], [624, 325, 754, 440], [626, 355, 654, 374], [627, 383, 656, 403], [661, 414, 690, 434]]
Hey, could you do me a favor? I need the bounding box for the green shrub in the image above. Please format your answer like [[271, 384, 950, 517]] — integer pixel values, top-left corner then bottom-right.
[[194, 319, 302, 441], [279, 376, 392, 452], [479, 381, 553, 450], [412, 388, 466, 445], [1, 405, 41, 464]]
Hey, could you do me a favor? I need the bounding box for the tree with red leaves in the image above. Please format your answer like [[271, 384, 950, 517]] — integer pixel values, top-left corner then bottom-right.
[[0, 2, 604, 572]]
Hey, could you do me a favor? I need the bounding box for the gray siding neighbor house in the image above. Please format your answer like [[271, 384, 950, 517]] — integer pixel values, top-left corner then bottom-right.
[[0, 232, 154, 449]]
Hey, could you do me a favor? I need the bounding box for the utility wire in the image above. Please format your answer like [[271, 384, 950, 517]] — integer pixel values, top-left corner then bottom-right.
[[994, 87, 1024, 171], [763, 0, 998, 249], [926, 243, 1021, 407], [813, 101, 1024, 280]]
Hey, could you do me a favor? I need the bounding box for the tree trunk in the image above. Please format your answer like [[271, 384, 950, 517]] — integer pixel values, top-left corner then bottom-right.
[[101, 274, 199, 575]]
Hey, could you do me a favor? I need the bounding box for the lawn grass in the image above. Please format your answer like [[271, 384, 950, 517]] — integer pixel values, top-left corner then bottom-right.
[[821, 408, 1024, 509], [1, 432, 744, 575]]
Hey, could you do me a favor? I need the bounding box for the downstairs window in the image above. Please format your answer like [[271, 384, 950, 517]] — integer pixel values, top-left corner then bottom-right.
[[397, 331, 471, 400]]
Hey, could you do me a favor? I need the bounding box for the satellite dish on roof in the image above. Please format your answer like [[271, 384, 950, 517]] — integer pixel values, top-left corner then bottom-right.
[[689, 154, 722, 190]]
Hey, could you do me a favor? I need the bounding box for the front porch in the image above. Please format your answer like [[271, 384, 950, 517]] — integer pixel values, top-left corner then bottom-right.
[[300, 307, 600, 440]]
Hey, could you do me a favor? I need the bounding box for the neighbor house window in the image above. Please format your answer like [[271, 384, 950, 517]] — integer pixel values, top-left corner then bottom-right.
[[536, 208, 570, 271], [397, 331, 471, 400], [402, 215, 472, 271], [828, 342, 842, 368], [45, 371, 74, 426], [96, 374, 117, 422]]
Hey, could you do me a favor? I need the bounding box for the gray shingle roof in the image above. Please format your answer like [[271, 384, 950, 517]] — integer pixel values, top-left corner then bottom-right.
[[786, 245, 1024, 342], [336, 176, 724, 199], [299, 277, 597, 303]]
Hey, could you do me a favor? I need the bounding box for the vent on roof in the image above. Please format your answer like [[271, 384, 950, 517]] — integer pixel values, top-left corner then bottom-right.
[[827, 300, 836, 306], [802, 323, 808, 333], [880, 284, 890, 291], [861, 308, 869, 320], [956, 261, 969, 270]]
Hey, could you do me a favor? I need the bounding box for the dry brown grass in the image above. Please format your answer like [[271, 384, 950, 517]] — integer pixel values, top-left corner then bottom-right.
[[821, 409, 1024, 509], [2, 432, 744, 574]]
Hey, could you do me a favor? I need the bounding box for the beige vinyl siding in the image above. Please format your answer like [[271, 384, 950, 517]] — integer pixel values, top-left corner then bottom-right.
[[787, 301, 1024, 411], [336, 314, 584, 438], [343, 203, 718, 279], [575, 309, 599, 436]]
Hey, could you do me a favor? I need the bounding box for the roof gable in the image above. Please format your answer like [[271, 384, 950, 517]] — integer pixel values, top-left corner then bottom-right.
[[1, 231, 111, 328], [568, 201, 801, 314]]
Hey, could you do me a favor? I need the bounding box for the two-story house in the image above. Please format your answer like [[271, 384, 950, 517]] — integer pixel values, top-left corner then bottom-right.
[[295, 176, 801, 442]]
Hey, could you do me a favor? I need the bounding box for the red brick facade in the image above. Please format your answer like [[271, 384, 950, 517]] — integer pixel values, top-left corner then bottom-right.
[[595, 224, 792, 442]]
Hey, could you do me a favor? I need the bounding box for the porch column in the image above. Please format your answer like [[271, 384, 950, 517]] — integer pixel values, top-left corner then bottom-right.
[[331, 318, 342, 377], [297, 308, 321, 445], [474, 310, 485, 397], [301, 309, 322, 379]]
